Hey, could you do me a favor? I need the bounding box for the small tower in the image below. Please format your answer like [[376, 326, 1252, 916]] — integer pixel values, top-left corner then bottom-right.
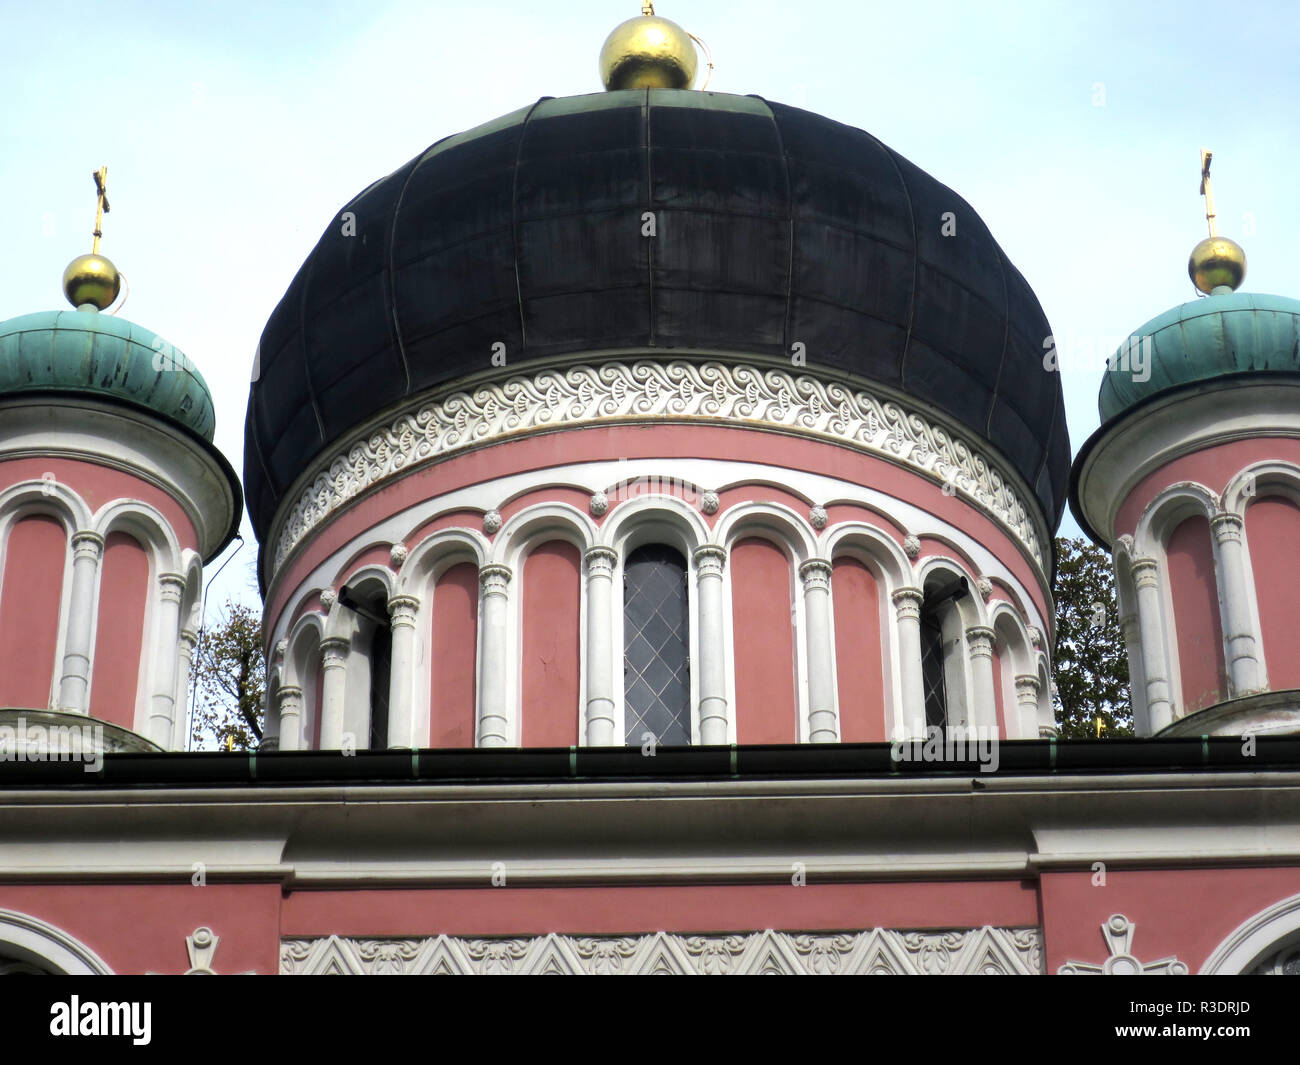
[[1072, 152, 1300, 736], [0, 169, 240, 753]]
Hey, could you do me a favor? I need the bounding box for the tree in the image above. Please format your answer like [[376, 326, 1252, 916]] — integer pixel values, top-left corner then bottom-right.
[[1052, 537, 1133, 738], [189, 600, 265, 751]]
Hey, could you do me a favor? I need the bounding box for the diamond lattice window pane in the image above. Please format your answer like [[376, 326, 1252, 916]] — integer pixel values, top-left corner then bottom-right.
[[624, 544, 691, 746]]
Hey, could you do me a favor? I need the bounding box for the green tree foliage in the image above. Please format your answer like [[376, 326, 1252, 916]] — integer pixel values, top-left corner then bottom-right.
[[1052, 536, 1133, 738], [190, 600, 265, 751]]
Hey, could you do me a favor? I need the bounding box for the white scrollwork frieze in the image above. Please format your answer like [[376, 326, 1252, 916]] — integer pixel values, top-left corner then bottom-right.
[[270, 361, 1043, 573], [279, 926, 1043, 975]]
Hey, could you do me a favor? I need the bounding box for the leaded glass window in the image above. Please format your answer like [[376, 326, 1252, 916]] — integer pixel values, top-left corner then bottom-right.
[[623, 544, 691, 745], [369, 619, 391, 749], [920, 606, 948, 729]]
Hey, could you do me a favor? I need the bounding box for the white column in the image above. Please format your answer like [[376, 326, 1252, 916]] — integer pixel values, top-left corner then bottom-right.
[[477, 564, 513, 747], [798, 558, 838, 742], [277, 684, 303, 751], [172, 624, 198, 750], [692, 545, 729, 745], [965, 625, 998, 733], [147, 572, 187, 747], [583, 547, 619, 746], [318, 635, 350, 749], [1013, 673, 1040, 740], [891, 587, 925, 739], [57, 530, 104, 714], [386, 594, 421, 748], [1118, 611, 1150, 735], [1131, 557, 1176, 732], [1210, 511, 1264, 696]]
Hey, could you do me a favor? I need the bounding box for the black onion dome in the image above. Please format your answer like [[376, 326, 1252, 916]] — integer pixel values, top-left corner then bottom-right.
[[245, 89, 1068, 542]]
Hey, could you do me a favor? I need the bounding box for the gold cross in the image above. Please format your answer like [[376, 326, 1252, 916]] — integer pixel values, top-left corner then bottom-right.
[[1199, 149, 1217, 238], [91, 166, 110, 254]]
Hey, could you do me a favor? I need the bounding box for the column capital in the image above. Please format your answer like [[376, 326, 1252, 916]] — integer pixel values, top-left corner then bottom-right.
[[1014, 673, 1041, 701], [158, 571, 187, 602], [178, 628, 199, 652], [692, 544, 727, 579], [277, 685, 304, 709], [798, 557, 833, 592], [320, 635, 351, 663], [1130, 557, 1161, 589], [70, 530, 105, 559], [584, 546, 619, 579], [478, 563, 513, 596], [891, 586, 924, 620], [387, 594, 421, 627], [965, 625, 996, 658], [1210, 509, 1245, 544]]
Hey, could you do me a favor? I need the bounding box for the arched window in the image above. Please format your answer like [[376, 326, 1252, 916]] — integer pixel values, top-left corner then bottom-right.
[[623, 544, 690, 745], [340, 584, 391, 749], [920, 576, 970, 730]]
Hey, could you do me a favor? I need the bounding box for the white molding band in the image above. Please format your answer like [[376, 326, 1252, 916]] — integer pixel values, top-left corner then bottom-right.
[[280, 926, 1042, 975], [269, 361, 1044, 574]]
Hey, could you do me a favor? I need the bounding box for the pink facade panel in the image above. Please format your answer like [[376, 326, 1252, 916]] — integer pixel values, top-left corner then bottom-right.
[[832, 556, 886, 741], [89, 531, 150, 730], [1247, 496, 1300, 692], [0, 516, 65, 710], [430, 562, 479, 748], [1166, 515, 1228, 712], [520, 542, 580, 747], [731, 537, 797, 744]]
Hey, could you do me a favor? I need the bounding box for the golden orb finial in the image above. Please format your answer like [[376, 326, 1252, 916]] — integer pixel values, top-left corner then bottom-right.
[[599, 4, 699, 91], [63, 253, 121, 310], [1190, 149, 1246, 294], [1189, 237, 1246, 295], [63, 166, 121, 310]]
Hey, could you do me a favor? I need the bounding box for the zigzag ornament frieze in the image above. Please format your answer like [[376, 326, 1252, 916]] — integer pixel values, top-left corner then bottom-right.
[[279, 926, 1043, 975], [271, 362, 1044, 572]]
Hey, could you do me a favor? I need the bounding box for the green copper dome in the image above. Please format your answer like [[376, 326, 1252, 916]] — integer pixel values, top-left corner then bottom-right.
[[1099, 292, 1300, 423], [0, 308, 215, 440]]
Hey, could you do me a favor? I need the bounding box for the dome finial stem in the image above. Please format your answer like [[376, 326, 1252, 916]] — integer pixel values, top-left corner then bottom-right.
[[642, 2, 654, 14], [90, 166, 110, 255], [1199, 149, 1218, 238]]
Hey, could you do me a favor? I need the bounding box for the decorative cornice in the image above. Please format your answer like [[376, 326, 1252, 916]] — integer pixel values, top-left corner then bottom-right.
[[280, 926, 1042, 975], [269, 361, 1044, 575]]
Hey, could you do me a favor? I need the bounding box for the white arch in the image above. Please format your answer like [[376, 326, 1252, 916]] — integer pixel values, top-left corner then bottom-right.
[[1222, 460, 1300, 515], [602, 494, 709, 554], [1132, 480, 1219, 558], [822, 521, 911, 589], [495, 502, 596, 567], [1201, 891, 1300, 974], [713, 500, 817, 562], [397, 528, 488, 595], [0, 909, 113, 975], [0, 478, 92, 532], [92, 498, 182, 573]]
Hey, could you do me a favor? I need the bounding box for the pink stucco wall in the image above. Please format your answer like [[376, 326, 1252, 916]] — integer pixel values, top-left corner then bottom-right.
[[430, 562, 478, 748], [520, 542, 581, 747], [0, 516, 65, 710], [1166, 515, 1228, 712], [832, 556, 886, 741], [88, 531, 149, 730], [731, 538, 797, 744], [1247, 496, 1300, 692]]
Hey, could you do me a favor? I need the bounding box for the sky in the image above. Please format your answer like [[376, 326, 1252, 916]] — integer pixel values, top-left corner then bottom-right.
[[2, 0, 1298, 617]]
